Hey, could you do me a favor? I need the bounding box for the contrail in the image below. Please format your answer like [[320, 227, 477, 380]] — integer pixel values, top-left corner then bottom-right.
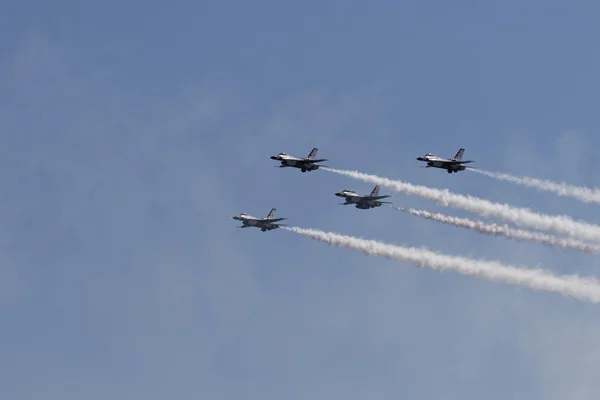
[[283, 226, 600, 303], [470, 169, 600, 204], [322, 167, 600, 242], [390, 205, 600, 254]]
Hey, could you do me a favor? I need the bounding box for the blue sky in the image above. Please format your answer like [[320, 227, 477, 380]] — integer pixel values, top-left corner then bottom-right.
[[2, 1, 600, 399]]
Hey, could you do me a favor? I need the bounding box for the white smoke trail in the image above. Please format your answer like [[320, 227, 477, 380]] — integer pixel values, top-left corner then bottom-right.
[[284, 226, 600, 303], [390, 205, 600, 254], [470, 168, 600, 204], [322, 167, 600, 242]]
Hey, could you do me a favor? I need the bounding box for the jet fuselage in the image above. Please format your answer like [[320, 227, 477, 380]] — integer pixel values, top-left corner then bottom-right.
[[270, 155, 320, 171], [335, 190, 390, 210], [232, 210, 286, 231], [270, 148, 327, 172]]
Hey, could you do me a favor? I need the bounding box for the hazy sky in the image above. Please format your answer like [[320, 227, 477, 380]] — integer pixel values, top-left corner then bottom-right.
[[3, 1, 600, 399]]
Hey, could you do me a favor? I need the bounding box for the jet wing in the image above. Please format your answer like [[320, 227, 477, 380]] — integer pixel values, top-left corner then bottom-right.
[[264, 217, 287, 222], [300, 158, 328, 163], [443, 160, 473, 165]]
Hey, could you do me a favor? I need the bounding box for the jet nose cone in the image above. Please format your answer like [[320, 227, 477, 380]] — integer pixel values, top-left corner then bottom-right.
[[416, 157, 424, 161], [335, 192, 343, 197], [270, 155, 278, 160]]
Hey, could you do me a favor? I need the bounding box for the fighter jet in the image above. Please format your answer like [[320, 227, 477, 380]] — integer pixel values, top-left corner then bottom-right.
[[416, 148, 474, 173], [335, 185, 392, 209], [232, 208, 287, 231], [270, 147, 328, 172]]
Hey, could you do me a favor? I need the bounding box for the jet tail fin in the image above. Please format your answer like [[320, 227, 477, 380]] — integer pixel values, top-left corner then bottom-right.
[[452, 148, 465, 161], [370, 185, 380, 197], [307, 148, 318, 159], [266, 208, 276, 219]]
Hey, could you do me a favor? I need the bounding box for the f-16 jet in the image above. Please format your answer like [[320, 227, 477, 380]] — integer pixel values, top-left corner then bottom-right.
[[335, 185, 392, 209], [416, 148, 474, 173], [232, 208, 287, 231], [270, 147, 328, 172]]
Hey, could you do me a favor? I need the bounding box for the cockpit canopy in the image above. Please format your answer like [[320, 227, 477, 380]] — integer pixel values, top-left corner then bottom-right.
[[279, 152, 287, 155], [425, 153, 434, 157]]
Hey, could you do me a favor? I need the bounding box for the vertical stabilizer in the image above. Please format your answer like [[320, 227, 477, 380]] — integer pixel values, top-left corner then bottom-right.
[[307, 148, 318, 159], [452, 148, 465, 161], [370, 185, 380, 197], [266, 208, 276, 219]]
